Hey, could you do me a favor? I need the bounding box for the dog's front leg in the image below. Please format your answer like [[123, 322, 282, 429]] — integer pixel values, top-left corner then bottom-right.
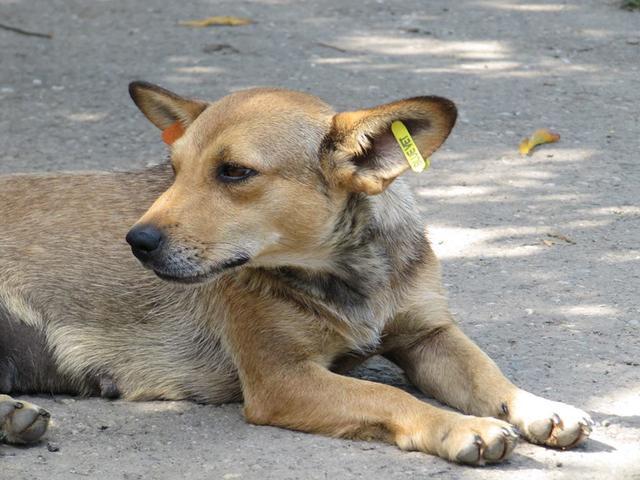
[[244, 361, 520, 465], [225, 304, 518, 465], [385, 315, 593, 449]]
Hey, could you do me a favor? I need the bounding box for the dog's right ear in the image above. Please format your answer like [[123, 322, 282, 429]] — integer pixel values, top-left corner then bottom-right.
[[128, 81, 208, 131], [321, 96, 457, 195]]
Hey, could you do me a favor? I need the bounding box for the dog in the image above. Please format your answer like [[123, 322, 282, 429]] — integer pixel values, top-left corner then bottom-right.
[[0, 82, 592, 464]]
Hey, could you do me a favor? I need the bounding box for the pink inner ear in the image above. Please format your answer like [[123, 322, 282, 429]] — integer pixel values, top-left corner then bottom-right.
[[376, 131, 401, 159], [357, 130, 403, 169], [162, 122, 184, 145]]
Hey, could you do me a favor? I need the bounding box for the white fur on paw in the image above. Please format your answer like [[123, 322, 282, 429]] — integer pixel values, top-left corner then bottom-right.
[[0, 394, 50, 444], [509, 390, 593, 449]]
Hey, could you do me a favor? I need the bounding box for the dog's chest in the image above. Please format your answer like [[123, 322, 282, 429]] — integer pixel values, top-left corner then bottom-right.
[[255, 267, 395, 352]]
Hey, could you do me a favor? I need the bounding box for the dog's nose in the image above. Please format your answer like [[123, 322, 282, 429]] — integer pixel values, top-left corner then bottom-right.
[[126, 224, 164, 258]]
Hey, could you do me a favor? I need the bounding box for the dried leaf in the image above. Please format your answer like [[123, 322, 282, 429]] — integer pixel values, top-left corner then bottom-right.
[[179, 16, 253, 28], [519, 128, 561, 156], [541, 239, 554, 247]]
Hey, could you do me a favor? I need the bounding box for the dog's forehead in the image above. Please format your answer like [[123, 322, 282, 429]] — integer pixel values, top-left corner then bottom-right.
[[184, 89, 334, 165], [215, 88, 333, 114]]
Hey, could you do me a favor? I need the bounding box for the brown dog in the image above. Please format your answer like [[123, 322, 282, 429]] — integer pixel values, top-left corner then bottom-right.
[[0, 83, 592, 464]]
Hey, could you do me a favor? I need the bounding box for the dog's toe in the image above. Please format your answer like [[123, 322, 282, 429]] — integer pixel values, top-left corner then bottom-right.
[[444, 417, 518, 465]]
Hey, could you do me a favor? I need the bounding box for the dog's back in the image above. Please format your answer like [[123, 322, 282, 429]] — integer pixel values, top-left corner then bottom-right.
[[0, 167, 241, 402]]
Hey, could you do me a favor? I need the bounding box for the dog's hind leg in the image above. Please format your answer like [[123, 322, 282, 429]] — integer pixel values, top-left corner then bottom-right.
[[1, 300, 119, 400], [0, 300, 107, 444], [0, 304, 81, 395], [0, 305, 58, 443], [0, 394, 50, 444]]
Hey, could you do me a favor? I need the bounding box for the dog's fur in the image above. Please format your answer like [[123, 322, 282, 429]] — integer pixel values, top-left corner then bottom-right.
[[0, 83, 592, 464]]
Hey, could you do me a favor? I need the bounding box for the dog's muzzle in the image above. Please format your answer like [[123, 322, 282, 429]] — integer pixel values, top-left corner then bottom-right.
[[125, 225, 251, 284]]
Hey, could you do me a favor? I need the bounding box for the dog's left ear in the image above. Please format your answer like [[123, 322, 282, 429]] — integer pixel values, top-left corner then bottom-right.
[[128, 81, 208, 131], [322, 96, 457, 195]]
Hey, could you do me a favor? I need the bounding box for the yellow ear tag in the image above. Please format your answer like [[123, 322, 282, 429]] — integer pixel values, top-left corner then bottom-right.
[[162, 122, 185, 145], [391, 120, 429, 173]]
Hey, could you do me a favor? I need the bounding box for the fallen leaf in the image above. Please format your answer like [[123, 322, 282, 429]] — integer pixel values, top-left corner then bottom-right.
[[542, 239, 554, 247], [519, 128, 561, 156], [179, 16, 253, 28]]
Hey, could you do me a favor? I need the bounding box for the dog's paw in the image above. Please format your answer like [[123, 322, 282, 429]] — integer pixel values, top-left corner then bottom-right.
[[442, 416, 519, 465], [0, 394, 50, 444], [398, 415, 519, 465], [508, 390, 592, 449]]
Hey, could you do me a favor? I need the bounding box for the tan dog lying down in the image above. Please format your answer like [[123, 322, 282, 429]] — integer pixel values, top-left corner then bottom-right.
[[0, 83, 592, 464]]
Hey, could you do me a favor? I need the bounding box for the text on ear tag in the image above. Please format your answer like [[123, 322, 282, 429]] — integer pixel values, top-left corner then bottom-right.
[[391, 121, 430, 173], [162, 122, 185, 145]]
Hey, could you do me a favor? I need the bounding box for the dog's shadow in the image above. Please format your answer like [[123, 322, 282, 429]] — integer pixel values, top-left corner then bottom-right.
[[590, 411, 640, 429], [578, 438, 616, 453]]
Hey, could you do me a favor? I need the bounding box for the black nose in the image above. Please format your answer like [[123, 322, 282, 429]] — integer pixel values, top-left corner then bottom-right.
[[126, 224, 164, 259]]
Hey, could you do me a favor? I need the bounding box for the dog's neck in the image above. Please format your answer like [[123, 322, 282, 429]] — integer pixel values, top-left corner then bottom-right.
[[247, 180, 429, 349]]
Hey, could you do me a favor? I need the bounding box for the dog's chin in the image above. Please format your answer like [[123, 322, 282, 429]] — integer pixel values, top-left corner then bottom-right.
[[152, 255, 251, 285], [153, 270, 214, 285]]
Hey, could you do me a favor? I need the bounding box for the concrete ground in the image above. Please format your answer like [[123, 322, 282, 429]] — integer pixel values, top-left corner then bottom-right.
[[1, 0, 639, 478]]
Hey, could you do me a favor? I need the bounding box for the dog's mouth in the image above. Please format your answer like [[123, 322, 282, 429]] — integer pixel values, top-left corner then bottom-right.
[[153, 255, 251, 284]]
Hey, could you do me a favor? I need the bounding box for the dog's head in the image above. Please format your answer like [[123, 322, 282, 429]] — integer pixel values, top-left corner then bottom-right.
[[126, 82, 456, 284]]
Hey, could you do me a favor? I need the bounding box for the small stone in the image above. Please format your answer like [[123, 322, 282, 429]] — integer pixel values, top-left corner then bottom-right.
[[360, 444, 377, 450], [51, 85, 65, 91], [46, 442, 60, 452], [32, 79, 42, 86], [202, 43, 239, 54], [556, 461, 563, 468], [0, 87, 15, 94], [602, 419, 611, 427]]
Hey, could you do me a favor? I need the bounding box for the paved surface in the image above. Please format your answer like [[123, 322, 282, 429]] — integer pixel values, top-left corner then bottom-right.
[[1, 0, 639, 478]]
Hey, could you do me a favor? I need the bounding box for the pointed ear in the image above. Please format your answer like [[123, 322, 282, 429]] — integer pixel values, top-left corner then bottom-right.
[[128, 81, 208, 131], [321, 96, 457, 195]]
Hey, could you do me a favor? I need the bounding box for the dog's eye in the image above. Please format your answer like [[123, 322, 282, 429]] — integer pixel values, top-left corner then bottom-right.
[[218, 163, 258, 183]]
